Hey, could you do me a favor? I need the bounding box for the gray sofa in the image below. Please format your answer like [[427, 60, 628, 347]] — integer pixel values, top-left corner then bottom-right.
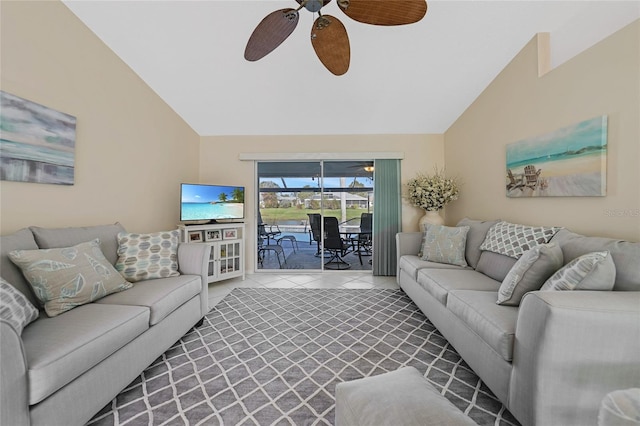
[[0, 223, 210, 426], [396, 218, 640, 426]]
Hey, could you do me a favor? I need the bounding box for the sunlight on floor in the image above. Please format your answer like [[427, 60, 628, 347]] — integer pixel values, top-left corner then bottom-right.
[[208, 272, 398, 308]]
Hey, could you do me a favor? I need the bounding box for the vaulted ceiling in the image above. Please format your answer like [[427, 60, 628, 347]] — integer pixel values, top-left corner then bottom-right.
[[62, 1, 639, 136]]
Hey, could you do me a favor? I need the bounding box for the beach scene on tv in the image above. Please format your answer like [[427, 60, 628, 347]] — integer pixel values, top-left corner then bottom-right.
[[181, 184, 245, 221], [506, 116, 607, 198]]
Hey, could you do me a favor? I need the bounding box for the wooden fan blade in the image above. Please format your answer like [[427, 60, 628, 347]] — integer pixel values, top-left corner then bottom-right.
[[338, 0, 427, 26], [311, 15, 350, 76], [245, 9, 299, 61]]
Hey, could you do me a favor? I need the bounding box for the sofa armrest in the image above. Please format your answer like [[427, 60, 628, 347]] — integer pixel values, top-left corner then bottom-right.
[[177, 243, 210, 317], [396, 232, 423, 259], [509, 290, 640, 426], [1, 320, 30, 426]]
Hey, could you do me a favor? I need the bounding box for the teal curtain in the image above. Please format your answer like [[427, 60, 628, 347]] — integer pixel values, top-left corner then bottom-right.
[[373, 159, 402, 276]]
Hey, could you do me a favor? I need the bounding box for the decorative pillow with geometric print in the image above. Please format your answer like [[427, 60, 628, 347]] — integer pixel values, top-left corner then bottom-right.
[[0, 277, 39, 335], [479, 221, 561, 259], [115, 230, 180, 282], [540, 251, 616, 291]]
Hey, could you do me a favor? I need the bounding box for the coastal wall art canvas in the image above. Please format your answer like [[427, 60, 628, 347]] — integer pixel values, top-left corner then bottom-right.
[[506, 116, 607, 197], [0, 91, 76, 185]]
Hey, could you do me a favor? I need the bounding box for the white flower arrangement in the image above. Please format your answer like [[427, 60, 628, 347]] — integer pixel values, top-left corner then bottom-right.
[[406, 169, 460, 211]]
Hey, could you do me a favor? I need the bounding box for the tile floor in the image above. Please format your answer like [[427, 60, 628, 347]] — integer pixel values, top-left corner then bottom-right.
[[207, 272, 399, 308]]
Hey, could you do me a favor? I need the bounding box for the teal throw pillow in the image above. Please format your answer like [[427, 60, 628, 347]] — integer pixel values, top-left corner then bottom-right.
[[420, 224, 470, 267]]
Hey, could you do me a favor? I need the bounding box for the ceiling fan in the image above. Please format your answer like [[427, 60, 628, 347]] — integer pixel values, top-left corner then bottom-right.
[[244, 0, 428, 76]]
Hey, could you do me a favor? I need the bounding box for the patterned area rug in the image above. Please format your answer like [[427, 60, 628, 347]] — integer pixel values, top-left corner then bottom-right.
[[89, 288, 519, 426]]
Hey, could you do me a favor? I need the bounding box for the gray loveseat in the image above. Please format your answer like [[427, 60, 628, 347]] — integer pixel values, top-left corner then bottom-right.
[[396, 218, 640, 426], [0, 223, 210, 426]]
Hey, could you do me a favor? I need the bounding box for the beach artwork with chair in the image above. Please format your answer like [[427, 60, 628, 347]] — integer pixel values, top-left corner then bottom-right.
[[506, 115, 607, 197]]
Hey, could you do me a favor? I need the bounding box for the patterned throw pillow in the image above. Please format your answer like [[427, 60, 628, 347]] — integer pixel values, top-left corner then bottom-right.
[[115, 230, 180, 282], [540, 251, 616, 291], [420, 224, 470, 267], [479, 221, 561, 259], [417, 223, 430, 258], [8, 239, 132, 317], [0, 277, 39, 334], [497, 243, 563, 306]]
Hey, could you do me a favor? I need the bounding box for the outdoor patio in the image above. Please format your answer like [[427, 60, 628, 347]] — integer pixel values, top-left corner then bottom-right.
[[257, 230, 372, 271]]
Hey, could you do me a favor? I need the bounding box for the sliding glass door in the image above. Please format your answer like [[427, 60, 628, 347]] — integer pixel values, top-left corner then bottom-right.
[[256, 160, 374, 271]]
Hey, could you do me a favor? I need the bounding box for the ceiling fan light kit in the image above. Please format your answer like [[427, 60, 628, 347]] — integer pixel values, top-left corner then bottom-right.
[[244, 0, 428, 75]]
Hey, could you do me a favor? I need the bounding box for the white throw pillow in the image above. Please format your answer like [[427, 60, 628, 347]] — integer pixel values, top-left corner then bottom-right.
[[0, 277, 39, 334], [479, 221, 561, 259], [541, 251, 616, 291], [497, 243, 563, 306]]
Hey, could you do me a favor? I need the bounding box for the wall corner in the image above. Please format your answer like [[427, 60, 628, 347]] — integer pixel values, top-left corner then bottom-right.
[[537, 32, 551, 77]]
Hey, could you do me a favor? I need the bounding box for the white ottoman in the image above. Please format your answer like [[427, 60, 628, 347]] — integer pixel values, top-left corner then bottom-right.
[[335, 366, 478, 426]]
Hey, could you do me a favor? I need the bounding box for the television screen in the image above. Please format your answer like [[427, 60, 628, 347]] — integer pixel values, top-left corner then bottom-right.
[[180, 183, 245, 222]]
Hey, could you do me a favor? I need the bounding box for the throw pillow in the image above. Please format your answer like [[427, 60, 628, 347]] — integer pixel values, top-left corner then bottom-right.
[[540, 251, 616, 291], [115, 230, 180, 282], [8, 239, 132, 317], [479, 221, 561, 259], [417, 223, 430, 258], [497, 243, 563, 306], [0, 277, 39, 335], [420, 224, 470, 267]]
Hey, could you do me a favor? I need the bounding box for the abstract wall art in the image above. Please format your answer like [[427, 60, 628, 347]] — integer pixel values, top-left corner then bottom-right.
[[506, 115, 607, 197], [0, 91, 76, 185]]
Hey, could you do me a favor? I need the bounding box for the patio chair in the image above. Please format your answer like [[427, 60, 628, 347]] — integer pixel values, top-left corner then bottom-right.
[[323, 216, 351, 269], [257, 235, 286, 268], [307, 213, 322, 255], [355, 213, 373, 264], [258, 210, 281, 244]]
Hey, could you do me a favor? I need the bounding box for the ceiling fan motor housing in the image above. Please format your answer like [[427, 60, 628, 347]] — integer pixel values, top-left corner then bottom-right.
[[304, 0, 325, 13]]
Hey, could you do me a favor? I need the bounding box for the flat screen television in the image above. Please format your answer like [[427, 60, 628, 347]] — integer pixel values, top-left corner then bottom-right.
[[180, 183, 245, 223]]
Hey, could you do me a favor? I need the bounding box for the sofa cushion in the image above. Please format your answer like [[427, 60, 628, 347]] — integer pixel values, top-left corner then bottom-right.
[[30, 223, 126, 266], [8, 239, 133, 317], [551, 229, 640, 291], [479, 221, 560, 259], [416, 269, 501, 306], [541, 251, 616, 291], [115, 230, 181, 282], [447, 290, 518, 362], [475, 251, 517, 282], [22, 303, 149, 404], [0, 277, 39, 335], [420, 224, 470, 267], [399, 255, 465, 280], [0, 228, 40, 307], [97, 275, 201, 325], [456, 218, 501, 269], [497, 243, 564, 306]]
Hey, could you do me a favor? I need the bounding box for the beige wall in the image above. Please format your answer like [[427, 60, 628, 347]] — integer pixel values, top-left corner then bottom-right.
[[199, 134, 444, 269], [0, 1, 200, 234], [445, 21, 640, 241]]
